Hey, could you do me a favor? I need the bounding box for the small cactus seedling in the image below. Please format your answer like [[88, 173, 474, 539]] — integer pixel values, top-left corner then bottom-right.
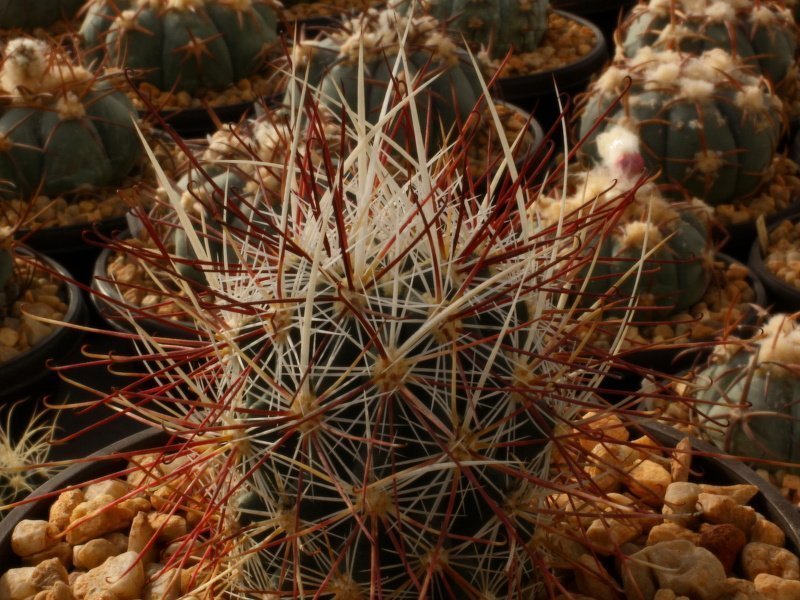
[[397, 0, 550, 57], [80, 0, 279, 97], [618, 0, 799, 93], [0, 38, 142, 198], [0, 0, 83, 30], [689, 314, 800, 469], [578, 48, 784, 206]]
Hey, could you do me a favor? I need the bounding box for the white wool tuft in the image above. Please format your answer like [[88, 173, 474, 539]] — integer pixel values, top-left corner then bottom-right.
[[751, 5, 777, 26], [735, 86, 765, 111], [1, 39, 48, 94], [706, 1, 736, 21], [55, 92, 86, 120], [649, 62, 680, 87], [595, 66, 626, 94], [621, 221, 663, 250], [754, 315, 800, 375], [679, 78, 715, 101], [596, 125, 641, 173]]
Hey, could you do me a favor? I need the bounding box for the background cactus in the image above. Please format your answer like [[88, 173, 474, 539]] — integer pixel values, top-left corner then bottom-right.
[[578, 48, 784, 206], [0, 38, 142, 198], [689, 315, 800, 469], [0, 0, 83, 30], [534, 149, 714, 319], [397, 0, 550, 57], [286, 9, 486, 145], [80, 0, 279, 96], [618, 0, 799, 92]]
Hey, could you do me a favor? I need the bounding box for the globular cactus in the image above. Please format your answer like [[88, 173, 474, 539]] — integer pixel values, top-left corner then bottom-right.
[[618, 0, 799, 94], [534, 133, 713, 320], [0, 0, 83, 30], [578, 48, 784, 206], [689, 315, 800, 469], [397, 0, 550, 56], [80, 0, 279, 96], [286, 8, 486, 145], [0, 38, 142, 198], [71, 55, 656, 597]]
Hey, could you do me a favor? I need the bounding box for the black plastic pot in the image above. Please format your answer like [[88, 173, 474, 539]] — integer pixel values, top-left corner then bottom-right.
[[718, 199, 800, 263], [748, 212, 800, 310], [0, 249, 86, 401], [146, 101, 255, 139], [0, 428, 168, 568], [495, 11, 609, 135], [550, 0, 635, 47], [641, 421, 800, 552]]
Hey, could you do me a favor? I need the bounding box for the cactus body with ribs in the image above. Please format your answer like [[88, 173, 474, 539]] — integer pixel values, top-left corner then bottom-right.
[[579, 47, 784, 206], [0, 38, 141, 198], [80, 0, 279, 95]]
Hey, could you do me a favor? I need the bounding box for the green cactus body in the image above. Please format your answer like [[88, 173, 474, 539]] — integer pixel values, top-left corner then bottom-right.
[[286, 9, 485, 145], [80, 0, 278, 95], [401, 0, 549, 56], [0, 40, 142, 198], [692, 316, 800, 469], [0, 0, 83, 29], [536, 174, 712, 318], [578, 48, 783, 206], [619, 0, 798, 91]]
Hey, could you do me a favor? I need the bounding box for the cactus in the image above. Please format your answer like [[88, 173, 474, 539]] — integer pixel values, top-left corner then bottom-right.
[[618, 0, 799, 93], [690, 315, 800, 469], [285, 8, 486, 145], [0, 39, 142, 198], [0, 0, 83, 30], [397, 0, 550, 56], [578, 47, 784, 206], [60, 52, 672, 597], [534, 147, 714, 319], [79, 0, 279, 96]]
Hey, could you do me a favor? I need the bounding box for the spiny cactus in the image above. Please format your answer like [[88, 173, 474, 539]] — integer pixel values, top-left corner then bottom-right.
[[689, 314, 800, 469], [60, 54, 663, 598], [0, 0, 83, 30], [397, 0, 550, 57], [80, 0, 279, 96], [534, 136, 713, 320], [0, 38, 142, 198], [286, 8, 486, 145], [578, 47, 784, 206], [618, 0, 799, 92]]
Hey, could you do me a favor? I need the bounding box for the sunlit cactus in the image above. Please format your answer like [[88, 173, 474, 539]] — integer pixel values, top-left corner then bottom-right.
[[0, 38, 142, 198], [80, 0, 279, 96]]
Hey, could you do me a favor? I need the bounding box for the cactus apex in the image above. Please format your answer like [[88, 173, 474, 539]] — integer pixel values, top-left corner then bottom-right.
[[0, 39, 49, 94], [596, 125, 644, 180], [754, 315, 800, 374]]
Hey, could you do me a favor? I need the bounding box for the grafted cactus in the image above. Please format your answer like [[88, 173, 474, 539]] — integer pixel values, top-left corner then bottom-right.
[[286, 8, 486, 144], [0, 0, 83, 30], [0, 38, 142, 198], [80, 0, 279, 96], [398, 0, 550, 56], [690, 315, 800, 469], [619, 0, 799, 92], [534, 143, 713, 319], [578, 48, 784, 206]]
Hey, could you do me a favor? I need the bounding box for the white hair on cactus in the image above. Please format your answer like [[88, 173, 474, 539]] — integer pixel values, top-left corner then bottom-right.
[[595, 66, 626, 94], [694, 149, 724, 175], [735, 85, 766, 111], [596, 125, 641, 175], [751, 5, 778, 26], [754, 315, 800, 375], [620, 221, 662, 250], [679, 78, 715, 101], [648, 62, 680, 87], [1, 39, 48, 94], [706, 1, 736, 21], [55, 92, 86, 120], [699, 48, 736, 77]]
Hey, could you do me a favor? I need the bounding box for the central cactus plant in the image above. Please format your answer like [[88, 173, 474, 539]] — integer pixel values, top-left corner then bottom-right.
[[0, 38, 142, 198], [80, 0, 279, 96]]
